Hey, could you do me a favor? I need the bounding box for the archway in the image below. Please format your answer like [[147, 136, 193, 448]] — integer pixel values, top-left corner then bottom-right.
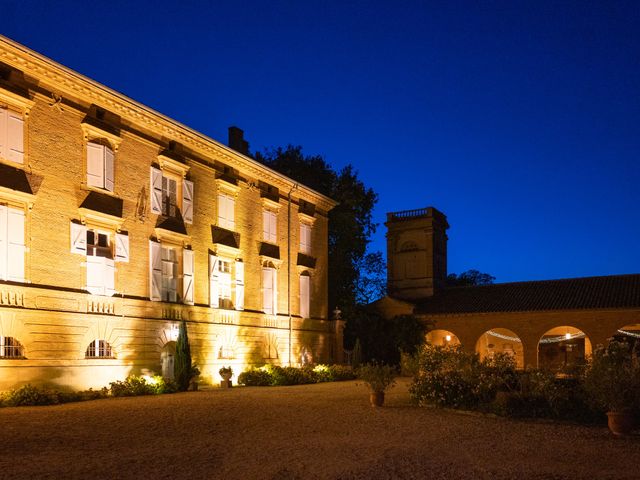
[[426, 329, 461, 347], [475, 328, 524, 369], [538, 326, 591, 372], [161, 341, 176, 380], [610, 323, 640, 350]]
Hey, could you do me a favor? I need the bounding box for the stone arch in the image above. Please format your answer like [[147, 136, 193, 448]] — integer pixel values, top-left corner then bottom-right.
[[80, 319, 120, 360], [610, 323, 640, 350], [0, 312, 31, 357], [426, 329, 461, 347], [538, 325, 592, 371], [475, 328, 524, 369]]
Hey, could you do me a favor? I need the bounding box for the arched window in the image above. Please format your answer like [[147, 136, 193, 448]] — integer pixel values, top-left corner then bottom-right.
[[0, 336, 24, 358], [85, 339, 114, 359]]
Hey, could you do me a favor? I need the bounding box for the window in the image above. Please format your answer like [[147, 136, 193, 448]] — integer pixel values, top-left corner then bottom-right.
[[262, 265, 278, 315], [85, 339, 114, 359], [150, 167, 194, 224], [149, 241, 194, 304], [86, 141, 114, 192], [263, 210, 277, 244], [0, 107, 25, 164], [70, 223, 128, 296], [218, 193, 235, 230], [300, 223, 312, 254], [299, 273, 310, 319], [0, 336, 24, 358], [209, 256, 244, 310], [0, 205, 25, 282]]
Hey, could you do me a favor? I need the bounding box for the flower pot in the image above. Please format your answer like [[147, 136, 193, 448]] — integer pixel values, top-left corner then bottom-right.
[[369, 391, 385, 407], [220, 379, 232, 388], [607, 411, 635, 436]]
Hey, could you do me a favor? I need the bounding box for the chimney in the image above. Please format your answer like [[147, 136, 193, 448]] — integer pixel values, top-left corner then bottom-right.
[[228, 126, 249, 156]]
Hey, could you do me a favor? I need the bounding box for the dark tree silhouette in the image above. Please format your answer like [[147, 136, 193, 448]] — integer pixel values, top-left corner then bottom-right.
[[174, 321, 193, 391], [446, 269, 496, 287]]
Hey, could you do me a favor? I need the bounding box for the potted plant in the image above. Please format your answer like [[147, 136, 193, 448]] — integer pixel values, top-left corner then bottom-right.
[[189, 365, 201, 391], [584, 341, 640, 435], [219, 366, 233, 388], [357, 363, 396, 407]]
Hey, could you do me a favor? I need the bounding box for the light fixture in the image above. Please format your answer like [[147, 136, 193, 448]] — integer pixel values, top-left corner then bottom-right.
[[565, 332, 571, 340], [445, 334, 452, 342]]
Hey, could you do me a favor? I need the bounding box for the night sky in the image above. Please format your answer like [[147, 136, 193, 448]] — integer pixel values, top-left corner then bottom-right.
[[4, 1, 639, 282]]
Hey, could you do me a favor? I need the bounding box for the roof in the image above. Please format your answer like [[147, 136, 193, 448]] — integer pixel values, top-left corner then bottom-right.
[[415, 274, 640, 315]]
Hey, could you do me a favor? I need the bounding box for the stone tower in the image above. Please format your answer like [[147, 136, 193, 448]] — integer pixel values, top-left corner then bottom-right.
[[385, 207, 449, 300]]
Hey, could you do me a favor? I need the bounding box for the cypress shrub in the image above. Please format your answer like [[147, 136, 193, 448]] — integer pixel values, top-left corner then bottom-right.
[[174, 321, 193, 391]]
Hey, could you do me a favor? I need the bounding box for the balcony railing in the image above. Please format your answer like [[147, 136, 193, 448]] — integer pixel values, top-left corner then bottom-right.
[[388, 207, 430, 221]]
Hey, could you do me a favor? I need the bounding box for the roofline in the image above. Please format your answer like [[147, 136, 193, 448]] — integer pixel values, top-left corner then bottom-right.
[[443, 272, 640, 291], [0, 34, 338, 211], [418, 306, 640, 317]]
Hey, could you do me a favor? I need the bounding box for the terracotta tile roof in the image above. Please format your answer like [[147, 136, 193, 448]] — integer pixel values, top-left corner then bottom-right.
[[416, 274, 640, 314]]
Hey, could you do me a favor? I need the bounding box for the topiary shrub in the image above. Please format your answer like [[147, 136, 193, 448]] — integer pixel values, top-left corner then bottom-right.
[[108, 375, 173, 397], [238, 367, 273, 386]]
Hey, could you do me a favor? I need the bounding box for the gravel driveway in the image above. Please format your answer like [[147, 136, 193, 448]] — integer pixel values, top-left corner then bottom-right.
[[1, 378, 638, 479]]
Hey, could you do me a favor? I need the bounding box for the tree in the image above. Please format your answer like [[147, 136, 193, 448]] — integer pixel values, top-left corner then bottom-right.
[[355, 251, 387, 304], [255, 145, 381, 313], [174, 321, 193, 391], [446, 269, 496, 287]]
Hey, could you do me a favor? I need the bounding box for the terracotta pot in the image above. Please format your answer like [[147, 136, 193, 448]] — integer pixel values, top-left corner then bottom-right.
[[220, 379, 232, 388], [607, 411, 635, 436], [221, 372, 232, 381], [369, 391, 385, 407]]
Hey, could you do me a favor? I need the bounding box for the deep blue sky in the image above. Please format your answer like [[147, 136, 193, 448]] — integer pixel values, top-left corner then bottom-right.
[[4, 1, 639, 282]]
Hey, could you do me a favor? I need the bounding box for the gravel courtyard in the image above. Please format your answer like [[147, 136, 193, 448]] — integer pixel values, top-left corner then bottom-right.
[[1, 378, 639, 480]]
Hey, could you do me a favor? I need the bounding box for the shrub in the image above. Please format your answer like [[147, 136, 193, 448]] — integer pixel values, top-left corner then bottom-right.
[[238, 367, 273, 386], [108, 375, 173, 397], [270, 366, 316, 386], [2, 384, 61, 406], [357, 363, 396, 393]]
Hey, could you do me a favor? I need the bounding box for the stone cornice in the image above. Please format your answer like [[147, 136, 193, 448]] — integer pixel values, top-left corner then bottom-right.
[[0, 35, 337, 213]]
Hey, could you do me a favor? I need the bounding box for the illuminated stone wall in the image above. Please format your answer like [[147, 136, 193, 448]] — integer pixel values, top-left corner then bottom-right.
[[0, 36, 339, 391]]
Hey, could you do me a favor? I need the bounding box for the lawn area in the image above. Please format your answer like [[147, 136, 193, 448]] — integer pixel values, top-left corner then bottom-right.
[[0, 378, 638, 479]]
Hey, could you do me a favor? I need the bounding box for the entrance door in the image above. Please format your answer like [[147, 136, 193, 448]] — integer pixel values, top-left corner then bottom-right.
[[161, 341, 176, 380]]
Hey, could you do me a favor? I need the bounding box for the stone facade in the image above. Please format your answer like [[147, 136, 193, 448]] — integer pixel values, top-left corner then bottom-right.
[[0, 36, 340, 390]]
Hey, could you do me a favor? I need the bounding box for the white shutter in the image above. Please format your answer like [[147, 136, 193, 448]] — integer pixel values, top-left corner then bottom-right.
[[70, 222, 87, 254], [6, 208, 25, 282], [209, 253, 219, 308], [272, 268, 278, 316], [149, 240, 162, 301], [115, 232, 129, 262], [183, 248, 194, 305], [182, 179, 194, 224], [300, 275, 310, 319], [235, 261, 244, 311], [0, 108, 7, 160], [86, 256, 105, 295], [104, 258, 115, 296], [7, 110, 24, 164], [86, 142, 105, 188], [0, 205, 6, 280], [150, 167, 163, 214], [104, 146, 115, 192], [262, 210, 269, 241]]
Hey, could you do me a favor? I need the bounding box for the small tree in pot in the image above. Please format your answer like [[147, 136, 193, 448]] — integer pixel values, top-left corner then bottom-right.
[[357, 362, 396, 407], [584, 340, 640, 435], [219, 366, 233, 388]]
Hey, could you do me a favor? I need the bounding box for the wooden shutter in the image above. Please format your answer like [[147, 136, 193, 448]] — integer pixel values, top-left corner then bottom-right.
[[105, 258, 116, 296], [150, 167, 163, 214], [6, 208, 25, 282], [263, 268, 273, 315], [299, 275, 310, 319], [209, 253, 219, 308], [7, 110, 24, 164], [86, 142, 105, 188], [115, 232, 129, 262], [0, 205, 6, 280], [0, 108, 7, 160], [183, 248, 194, 305], [149, 240, 162, 301], [70, 222, 87, 254], [104, 146, 115, 192], [86, 256, 105, 295], [182, 179, 194, 224], [272, 268, 278, 316], [235, 260, 244, 311]]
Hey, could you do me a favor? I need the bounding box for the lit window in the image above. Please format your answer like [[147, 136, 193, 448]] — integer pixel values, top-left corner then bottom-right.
[[263, 210, 277, 243], [85, 339, 114, 358], [85, 229, 115, 296], [0, 336, 24, 358], [86, 141, 115, 192], [262, 265, 277, 315], [161, 175, 178, 217], [0, 106, 25, 164], [218, 193, 235, 231], [299, 273, 310, 319], [0, 205, 26, 282], [300, 223, 312, 254], [150, 241, 193, 304], [161, 246, 179, 303], [149, 167, 194, 224], [218, 259, 232, 309]]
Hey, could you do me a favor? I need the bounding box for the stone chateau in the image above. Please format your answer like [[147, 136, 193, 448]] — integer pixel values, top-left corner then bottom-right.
[[0, 35, 342, 390], [376, 207, 640, 370]]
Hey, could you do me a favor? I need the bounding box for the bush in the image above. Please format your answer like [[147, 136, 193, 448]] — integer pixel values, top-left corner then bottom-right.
[[237, 364, 356, 386], [326, 364, 357, 381], [270, 366, 316, 386], [238, 367, 273, 386], [109, 375, 174, 397], [0, 384, 110, 407], [357, 363, 397, 393]]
